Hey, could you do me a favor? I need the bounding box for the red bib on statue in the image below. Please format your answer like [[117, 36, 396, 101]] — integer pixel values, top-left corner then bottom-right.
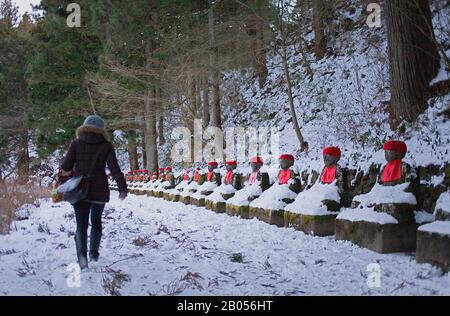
[[321, 165, 337, 184], [183, 174, 189, 181], [225, 171, 233, 184], [382, 160, 402, 183], [249, 172, 258, 185], [194, 171, 200, 182], [278, 169, 291, 185], [207, 172, 214, 182]]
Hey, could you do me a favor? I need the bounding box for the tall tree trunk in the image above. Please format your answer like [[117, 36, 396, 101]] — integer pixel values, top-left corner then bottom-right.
[[127, 130, 139, 171], [141, 129, 147, 168], [158, 114, 164, 146], [312, 0, 327, 61], [247, 17, 268, 88], [143, 40, 158, 171], [17, 131, 30, 184], [187, 71, 198, 163], [101, 0, 113, 50], [202, 78, 210, 128], [256, 24, 268, 88], [144, 90, 158, 171], [209, 1, 222, 129], [281, 44, 307, 151], [157, 89, 165, 146], [386, 0, 439, 124]]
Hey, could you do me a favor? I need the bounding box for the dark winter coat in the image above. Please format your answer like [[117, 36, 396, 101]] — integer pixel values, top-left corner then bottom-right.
[[61, 125, 128, 203]]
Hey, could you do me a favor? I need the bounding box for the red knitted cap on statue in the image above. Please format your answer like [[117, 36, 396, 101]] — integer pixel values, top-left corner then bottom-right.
[[384, 141, 407, 154], [158, 168, 164, 171], [143, 170, 149, 173], [208, 161, 218, 167], [225, 160, 237, 166], [279, 154, 295, 161], [250, 156, 264, 164], [165, 166, 172, 172], [323, 147, 341, 158]]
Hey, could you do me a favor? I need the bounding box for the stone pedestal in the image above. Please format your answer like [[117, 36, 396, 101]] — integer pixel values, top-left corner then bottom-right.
[[211, 201, 226, 213], [205, 199, 213, 210], [374, 203, 416, 223], [171, 194, 180, 203], [146, 190, 154, 197], [135, 190, 146, 196], [163, 192, 172, 201], [335, 219, 417, 253], [190, 197, 206, 207], [416, 222, 450, 272], [284, 211, 336, 236], [249, 207, 284, 227], [153, 191, 163, 198], [249, 206, 261, 220], [226, 204, 249, 218], [179, 195, 190, 205]]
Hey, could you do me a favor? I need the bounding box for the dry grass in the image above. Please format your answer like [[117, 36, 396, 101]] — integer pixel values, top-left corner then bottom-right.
[[0, 181, 51, 235]]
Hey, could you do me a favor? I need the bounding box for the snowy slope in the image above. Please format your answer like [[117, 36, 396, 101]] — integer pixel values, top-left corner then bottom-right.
[[217, 1, 450, 174], [0, 193, 449, 296]]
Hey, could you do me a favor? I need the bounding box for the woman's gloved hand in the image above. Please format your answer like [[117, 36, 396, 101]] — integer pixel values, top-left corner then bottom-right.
[[119, 191, 128, 200]]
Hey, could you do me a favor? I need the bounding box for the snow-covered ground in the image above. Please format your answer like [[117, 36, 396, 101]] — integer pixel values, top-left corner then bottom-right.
[[0, 192, 449, 296]]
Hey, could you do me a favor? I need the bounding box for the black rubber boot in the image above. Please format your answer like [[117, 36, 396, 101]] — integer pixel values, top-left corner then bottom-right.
[[75, 231, 89, 269], [89, 230, 102, 262]]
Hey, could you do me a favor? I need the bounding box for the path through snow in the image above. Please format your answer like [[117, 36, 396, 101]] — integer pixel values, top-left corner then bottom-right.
[[0, 192, 449, 296]]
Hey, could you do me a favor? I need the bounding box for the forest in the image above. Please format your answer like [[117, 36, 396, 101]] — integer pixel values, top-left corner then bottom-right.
[[0, 0, 449, 297], [0, 0, 448, 180]]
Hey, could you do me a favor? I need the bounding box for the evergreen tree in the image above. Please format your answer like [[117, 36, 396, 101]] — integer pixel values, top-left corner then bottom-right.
[[27, 0, 102, 157]]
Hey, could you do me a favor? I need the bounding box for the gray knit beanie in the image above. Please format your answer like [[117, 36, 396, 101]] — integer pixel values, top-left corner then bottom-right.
[[83, 115, 105, 129]]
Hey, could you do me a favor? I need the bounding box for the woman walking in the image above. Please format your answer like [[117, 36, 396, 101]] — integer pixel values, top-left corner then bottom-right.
[[60, 115, 128, 269]]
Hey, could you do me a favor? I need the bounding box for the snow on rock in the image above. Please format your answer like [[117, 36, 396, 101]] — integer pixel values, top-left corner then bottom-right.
[[285, 182, 340, 216], [1, 192, 449, 296], [190, 182, 219, 200], [421, 174, 445, 186], [419, 221, 450, 237], [206, 184, 237, 203], [415, 211, 436, 225], [430, 54, 450, 86], [227, 183, 263, 207], [146, 180, 161, 191], [182, 181, 201, 197], [353, 183, 417, 207], [159, 181, 171, 191], [337, 209, 398, 225], [414, 211, 436, 225], [174, 180, 190, 192], [435, 191, 450, 214], [249, 183, 297, 210]]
